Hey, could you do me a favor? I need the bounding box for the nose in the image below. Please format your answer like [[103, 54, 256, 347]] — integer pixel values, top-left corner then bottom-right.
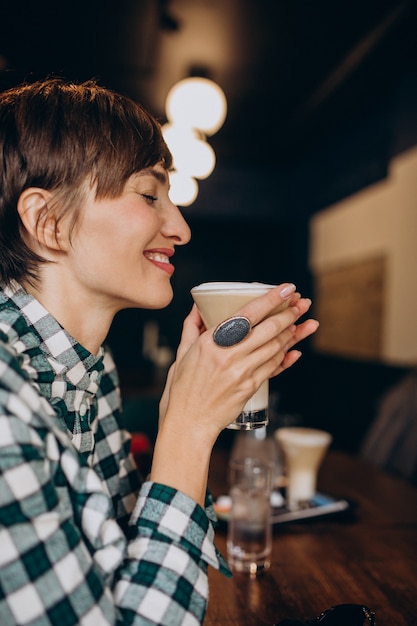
[[163, 199, 191, 245]]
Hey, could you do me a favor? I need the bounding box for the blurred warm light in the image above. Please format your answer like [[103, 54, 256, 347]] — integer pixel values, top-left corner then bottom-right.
[[163, 76, 226, 206], [162, 124, 216, 179], [165, 77, 227, 135], [168, 171, 199, 206]]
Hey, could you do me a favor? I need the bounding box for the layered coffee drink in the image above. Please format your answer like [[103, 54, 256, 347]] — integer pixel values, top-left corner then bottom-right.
[[275, 427, 332, 510], [191, 282, 286, 430]]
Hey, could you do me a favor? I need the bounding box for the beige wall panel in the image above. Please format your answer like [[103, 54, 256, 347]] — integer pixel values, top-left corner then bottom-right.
[[313, 256, 386, 359]]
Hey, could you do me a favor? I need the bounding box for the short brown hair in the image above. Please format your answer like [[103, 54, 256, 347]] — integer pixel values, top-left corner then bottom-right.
[[0, 78, 172, 285]]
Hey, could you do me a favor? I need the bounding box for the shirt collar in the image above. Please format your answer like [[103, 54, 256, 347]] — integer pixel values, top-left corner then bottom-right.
[[3, 281, 104, 388]]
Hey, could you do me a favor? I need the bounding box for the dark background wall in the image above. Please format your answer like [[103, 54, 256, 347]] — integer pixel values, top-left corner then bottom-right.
[[107, 67, 416, 455]]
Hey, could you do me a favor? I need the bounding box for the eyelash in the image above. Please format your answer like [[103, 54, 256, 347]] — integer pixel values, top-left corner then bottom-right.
[[141, 194, 158, 203]]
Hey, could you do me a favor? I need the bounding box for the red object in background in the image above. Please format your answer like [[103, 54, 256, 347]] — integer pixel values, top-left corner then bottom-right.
[[130, 433, 153, 478]]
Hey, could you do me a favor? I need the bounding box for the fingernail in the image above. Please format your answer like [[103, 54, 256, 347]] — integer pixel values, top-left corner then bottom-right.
[[280, 283, 296, 298]]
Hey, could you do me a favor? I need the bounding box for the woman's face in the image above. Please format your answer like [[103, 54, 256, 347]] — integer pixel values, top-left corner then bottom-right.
[[65, 164, 191, 313]]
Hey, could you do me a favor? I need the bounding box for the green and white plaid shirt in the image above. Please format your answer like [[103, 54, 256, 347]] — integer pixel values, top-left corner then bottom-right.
[[0, 282, 229, 626]]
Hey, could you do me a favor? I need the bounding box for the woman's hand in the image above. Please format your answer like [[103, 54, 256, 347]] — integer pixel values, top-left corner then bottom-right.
[[158, 304, 205, 424], [152, 283, 319, 505], [159, 284, 317, 432]]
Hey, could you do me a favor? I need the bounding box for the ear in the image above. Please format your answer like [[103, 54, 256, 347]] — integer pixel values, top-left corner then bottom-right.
[[17, 188, 67, 252]]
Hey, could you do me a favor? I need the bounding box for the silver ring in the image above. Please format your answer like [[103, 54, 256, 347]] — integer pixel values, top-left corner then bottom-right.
[[213, 316, 252, 348]]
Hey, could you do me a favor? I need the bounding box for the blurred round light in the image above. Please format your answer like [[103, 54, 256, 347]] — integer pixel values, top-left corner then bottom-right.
[[162, 124, 216, 179], [168, 171, 198, 206], [165, 77, 227, 135]]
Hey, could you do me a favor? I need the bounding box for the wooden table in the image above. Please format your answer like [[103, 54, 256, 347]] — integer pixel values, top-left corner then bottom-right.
[[206, 448, 417, 626]]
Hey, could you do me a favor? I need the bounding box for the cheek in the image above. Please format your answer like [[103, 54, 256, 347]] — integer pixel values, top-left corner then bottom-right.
[[112, 205, 160, 243], [80, 212, 151, 250], [71, 198, 161, 267]]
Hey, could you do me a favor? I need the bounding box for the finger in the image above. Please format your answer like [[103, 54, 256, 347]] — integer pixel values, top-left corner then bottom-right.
[[176, 305, 205, 360], [288, 292, 301, 306], [233, 283, 297, 326], [266, 348, 305, 380], [242, 297, 312, 350], [284, 318, 319, 351], [250, 317, 318, 381], [277, 349, 303, 373], [226, 324, 296, 397], [189, 303, 205, 330]]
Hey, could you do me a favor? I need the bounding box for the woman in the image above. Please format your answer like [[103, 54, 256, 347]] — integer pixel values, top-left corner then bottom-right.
[[0, 78, 318, 625]]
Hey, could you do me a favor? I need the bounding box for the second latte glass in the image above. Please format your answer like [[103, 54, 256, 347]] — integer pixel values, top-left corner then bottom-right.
[[191, 281, 287, 430]]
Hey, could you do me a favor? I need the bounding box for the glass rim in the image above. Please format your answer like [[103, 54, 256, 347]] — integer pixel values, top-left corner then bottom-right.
[[191, 281, 276, 293]]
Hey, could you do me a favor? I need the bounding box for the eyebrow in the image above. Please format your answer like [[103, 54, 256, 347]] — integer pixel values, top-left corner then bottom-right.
[[136, 167, 168, 185]]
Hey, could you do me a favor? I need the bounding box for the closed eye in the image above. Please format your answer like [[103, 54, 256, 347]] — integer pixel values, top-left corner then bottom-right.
[[141, 194, 158, 203]]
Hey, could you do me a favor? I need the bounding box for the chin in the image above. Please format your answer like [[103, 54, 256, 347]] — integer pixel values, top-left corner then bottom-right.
[[135, 289, 174, 310], [154, 294, 174, 309]]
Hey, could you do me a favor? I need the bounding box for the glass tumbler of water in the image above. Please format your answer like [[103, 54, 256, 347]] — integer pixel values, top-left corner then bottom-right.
[[227, 458, 272, 575]]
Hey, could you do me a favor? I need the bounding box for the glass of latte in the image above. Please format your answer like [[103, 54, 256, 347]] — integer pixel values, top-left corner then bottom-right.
[[191, 282, 287, 430]]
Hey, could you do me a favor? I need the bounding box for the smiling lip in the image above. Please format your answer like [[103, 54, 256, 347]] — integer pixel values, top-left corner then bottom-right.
[[144, 248, 175, 276]]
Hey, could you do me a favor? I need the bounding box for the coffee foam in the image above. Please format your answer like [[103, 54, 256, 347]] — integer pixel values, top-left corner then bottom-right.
[[191, 282, 277, 293], [275, 427, 332, 447]]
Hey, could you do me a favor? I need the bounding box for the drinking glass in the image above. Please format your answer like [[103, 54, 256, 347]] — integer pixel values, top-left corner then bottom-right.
[[191, 281, 287, 430], [227, 458, 272, 575], [275, 427, 332, 511]]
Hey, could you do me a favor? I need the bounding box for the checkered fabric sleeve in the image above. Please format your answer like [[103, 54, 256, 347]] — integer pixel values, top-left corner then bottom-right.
[[0, 340, 230, 626]]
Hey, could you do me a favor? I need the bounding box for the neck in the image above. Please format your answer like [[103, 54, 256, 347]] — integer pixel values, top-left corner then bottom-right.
[[22, 273, 115, 355]]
